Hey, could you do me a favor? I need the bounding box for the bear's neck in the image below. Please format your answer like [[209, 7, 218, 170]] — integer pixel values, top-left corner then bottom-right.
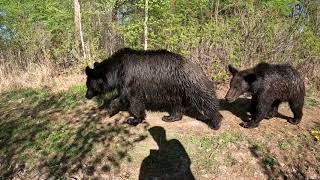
[[103, 61, 122, 90], [248, 79, 260, 94], [105, 69, 119, 90]]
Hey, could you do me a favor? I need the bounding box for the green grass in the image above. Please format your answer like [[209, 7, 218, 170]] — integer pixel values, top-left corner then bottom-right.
[[191, 131, 245, 151], [182, 131, 246, 175], [305, 97, 320, 108], [0, 87, 145, 179], [277, 139, 296, 150], [278, 141, 290, 150], [305, 87, 320, 108], [2, 88, 49, 102], [263, 156, 278, 169], [1, 85, 86, 111], [0, 87, 85, 177], [68, 84, 87, 95], [250, 142, 266, 152]]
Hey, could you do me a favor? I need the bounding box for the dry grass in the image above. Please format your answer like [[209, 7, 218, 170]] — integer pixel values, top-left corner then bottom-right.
[[0, 61, 85, 93]]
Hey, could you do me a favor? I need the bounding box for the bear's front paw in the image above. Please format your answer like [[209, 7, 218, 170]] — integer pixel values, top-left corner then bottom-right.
[[240, 122, 259, 129], [126, 118, 143, 126], [265, 111, 278, 119], [106, 109, 119, 117]]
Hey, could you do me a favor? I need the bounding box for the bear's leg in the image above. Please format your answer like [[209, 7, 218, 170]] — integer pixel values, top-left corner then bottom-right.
[[249, 95, 258, 116], [266, 100, 281, 119], [288, 97, 304, 125], [199, 107, 222, 130], [107, 98, 122, 116], [127, 96, 146, 126], [107, 96, 129, 117], [243, 99, 272, 128], [206, 112, 222, 130], [162, 105, 183, 122]]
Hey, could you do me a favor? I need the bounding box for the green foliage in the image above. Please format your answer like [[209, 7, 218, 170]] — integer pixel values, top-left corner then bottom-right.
[[263, 0, 299, 15], [68, 84, 87, 95], [311, 128, 320, 142], [1, 0, 319, 85], [1, 85, 88, 112], [250, 142, 267, 152], [191, 131, 244, 150], [0, 87, 145, 178], [263, 156, 278, 169], [305, 97, 320, 108], [277, 139, 296, 150], [1, 88, 49, 101]]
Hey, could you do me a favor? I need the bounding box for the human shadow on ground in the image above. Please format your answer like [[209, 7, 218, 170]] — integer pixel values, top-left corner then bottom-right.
[[139, 126, 195, 180], [0, 89, 148, 179]]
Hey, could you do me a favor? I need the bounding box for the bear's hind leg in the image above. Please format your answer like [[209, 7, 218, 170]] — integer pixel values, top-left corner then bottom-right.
[[266, 100, 281, 119], [249, 95, 258, 116], [288, 97, 304, 125]]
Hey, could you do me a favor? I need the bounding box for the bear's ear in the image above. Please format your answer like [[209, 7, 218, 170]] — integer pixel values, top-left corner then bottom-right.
[[85, 66, 93, 76], [228, 65, 239, 75], [93, 62, 99, 68], [244, 73, 256, 84]]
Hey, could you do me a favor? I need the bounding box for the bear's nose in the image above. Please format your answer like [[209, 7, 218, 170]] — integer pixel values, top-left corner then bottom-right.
[[85, 91, 94, 99], [225, 96, 235, 103], [212, 123, 221, 130]]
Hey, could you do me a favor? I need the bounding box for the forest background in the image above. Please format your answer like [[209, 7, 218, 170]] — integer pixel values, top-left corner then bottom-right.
[[0, 0, 319, 91]]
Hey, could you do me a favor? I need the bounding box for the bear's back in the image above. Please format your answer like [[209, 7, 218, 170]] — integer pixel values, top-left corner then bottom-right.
[[253, 62, 304, 99], [255, 62, 300, 80]]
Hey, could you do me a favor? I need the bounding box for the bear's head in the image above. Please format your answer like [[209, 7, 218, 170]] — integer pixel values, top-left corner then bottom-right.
[[225, 65, 256, 102], [85, 63, 109, 99]]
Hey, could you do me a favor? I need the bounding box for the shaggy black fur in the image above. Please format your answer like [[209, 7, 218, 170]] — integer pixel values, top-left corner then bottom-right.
[[85, 48, 222, 129], [225, 62, 305, 128]]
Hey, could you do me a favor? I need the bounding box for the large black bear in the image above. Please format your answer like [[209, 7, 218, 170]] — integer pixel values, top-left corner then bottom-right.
[[225, 62, 305, 128], [85, 48, 222, 130]]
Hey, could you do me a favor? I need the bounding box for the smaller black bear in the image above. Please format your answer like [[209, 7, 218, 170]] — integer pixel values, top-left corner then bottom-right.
[[225, 62, 305, 128]]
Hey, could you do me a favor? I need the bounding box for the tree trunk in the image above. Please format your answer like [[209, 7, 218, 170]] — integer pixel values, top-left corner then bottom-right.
[[143, 0, 148, 50], [74, 0, 86, 59]]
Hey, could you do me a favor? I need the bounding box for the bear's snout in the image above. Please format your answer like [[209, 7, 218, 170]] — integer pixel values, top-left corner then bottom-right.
[[85, 91, 94, 99], [225, 89, 238, 103], [225, 96, 236, 103]]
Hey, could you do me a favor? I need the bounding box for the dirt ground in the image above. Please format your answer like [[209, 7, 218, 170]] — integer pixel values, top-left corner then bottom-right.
[[0, 85, 319, 179], [123, 86, 320, 180]]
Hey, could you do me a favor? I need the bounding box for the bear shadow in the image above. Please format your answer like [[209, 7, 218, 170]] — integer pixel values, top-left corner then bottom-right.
[[219, 98, 251, 122], [219, 98, 292, 123]]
